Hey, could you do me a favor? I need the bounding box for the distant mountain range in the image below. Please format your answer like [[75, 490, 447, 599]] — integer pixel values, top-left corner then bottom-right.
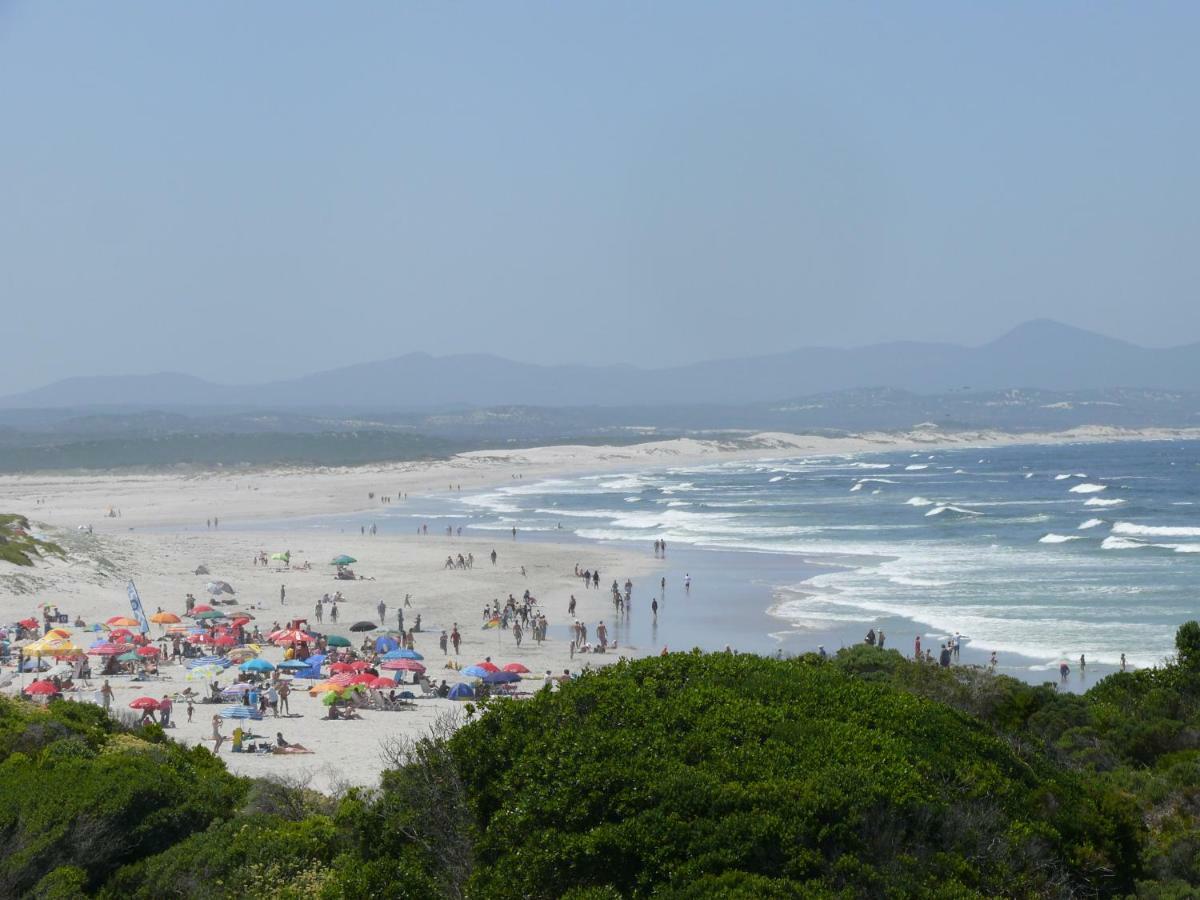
[[5, 320, 1200, 411]]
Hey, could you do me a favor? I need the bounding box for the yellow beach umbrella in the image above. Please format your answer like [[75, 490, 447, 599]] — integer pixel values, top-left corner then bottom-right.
[[150, 612, 181, 624]]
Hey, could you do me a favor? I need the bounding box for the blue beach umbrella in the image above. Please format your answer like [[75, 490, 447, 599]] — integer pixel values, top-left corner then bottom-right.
[[482, 670, 521, 685], [277, 659, 309, 670], [381, 648, 423, 661], [374, 635, 399, 653], [240, 658, 275, 673], [462, 665, 489, 678]]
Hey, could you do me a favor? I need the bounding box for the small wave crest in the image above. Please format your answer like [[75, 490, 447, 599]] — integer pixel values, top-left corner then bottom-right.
[[1069, 483, 1107, 494]]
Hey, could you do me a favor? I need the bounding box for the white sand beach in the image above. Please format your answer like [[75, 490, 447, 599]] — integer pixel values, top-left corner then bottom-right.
[[2, 425, 1197, 791]]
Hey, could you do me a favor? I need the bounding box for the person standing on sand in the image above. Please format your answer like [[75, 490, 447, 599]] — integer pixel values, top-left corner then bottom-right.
[[877, 630, 886, 649], [330, 603, 338, 624], [159, 695, 173, 727], [101, 680, 113, 711], [1121, 652, 1127, 672], [211, 715, 225, 753], [377, 600, 386, 625], [450, 624, 461, 654], [315, 601, 323, 623], [280, 584, 286, 605], [651, 598, 658, 620], [439, 630, 448, 655], [186, 699, 194, 723], [491, 549, 497, 566], [568, 595, 577, 617]]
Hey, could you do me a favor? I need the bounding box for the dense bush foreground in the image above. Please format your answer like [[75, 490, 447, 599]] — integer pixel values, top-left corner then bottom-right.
[[4, 626, 1200, 897]]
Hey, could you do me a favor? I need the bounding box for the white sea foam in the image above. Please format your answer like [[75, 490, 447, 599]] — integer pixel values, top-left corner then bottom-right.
[[905, 496, 935, 507], [1039, 533, 1083, 544], [925, 505, 982, 518], [1085, 497, 1125, 507], [1078, 518, 1105, 530], [1112, 522, 1200, 537], [905, 464, 929, 471], [1069, 483, 1107, 494], [1101, 536, 1144, 550], [769, 475, 786, 483], [849, 483, 863, 492]]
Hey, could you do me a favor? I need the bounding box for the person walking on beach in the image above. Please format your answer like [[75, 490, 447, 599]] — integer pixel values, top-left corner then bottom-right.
[[315, 601, 323, 624], [377, 600, 386, 625], [1079, 653, 1086, 673], [684, 574, 691, 592], [330, 603, 338, 624], [439, 630, 448, 655], [1059, 661, 1070, 683], [159, 695, 173, 727], [211, 715, 225, 754], [491, 549, 497, 566], [186, 699, 194, 723], [568, 595, 577, 616], [101, 679, 113, 711], [280, 584, 286, 605], [597, 620, 608, 651], [652, 598, 658, 620], [450, 624, 461, 654]]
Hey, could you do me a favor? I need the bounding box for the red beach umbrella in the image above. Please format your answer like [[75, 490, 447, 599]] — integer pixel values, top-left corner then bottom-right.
[[129, 697, 161, 711], [136, 646, 160, 657], [503, 663, 530, 673], [329, 662, 355, 674], [25, 680, 58, 695], [474, 661, 500, 673], [17, 617, 38, 629], [368, 676, 396, 689], [381, 659, 425, 673]]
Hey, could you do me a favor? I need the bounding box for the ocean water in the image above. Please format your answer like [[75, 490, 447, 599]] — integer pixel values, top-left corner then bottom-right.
[[449, 440, 1200, 670]]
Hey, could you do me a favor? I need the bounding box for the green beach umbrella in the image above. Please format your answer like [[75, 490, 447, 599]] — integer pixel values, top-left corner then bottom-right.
[[194, 609, 225, 620], [118, 650, 140, 663], [330, 555, 357, 566], [326, 635, 351, 648]]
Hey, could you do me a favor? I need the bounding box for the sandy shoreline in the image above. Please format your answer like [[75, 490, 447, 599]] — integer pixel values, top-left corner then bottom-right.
[[2, 426, 1197, 789]]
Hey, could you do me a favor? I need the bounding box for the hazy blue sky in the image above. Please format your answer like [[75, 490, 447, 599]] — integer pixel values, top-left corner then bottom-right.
[[2, 2, 1197, 390]]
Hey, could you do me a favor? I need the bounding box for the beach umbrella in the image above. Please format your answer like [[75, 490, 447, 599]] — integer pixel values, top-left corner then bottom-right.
[[118, 651, 140, 663], [221, 683, 253, 695], [382, 659, 426, 673], [325, 635, 351, 648], [87, 642, 122, 656], [367, 676, 396, 689], [20, 658, 51, 672], [108, 628, 134, 641], [270, 552, 290, 561], [330, 555, 357, 566], [25, 680, 59, 697], [129, 697, 161, 711], [194, 610, 225, 621], [447, 683, 475, 700], [213, 634, 237, 647], [321, 691, 342, 706], [205, 581, 235, 595], [17, 617, 39, 629], [44, 663, 73, 679], [150, 612, 181, 624], [474, 660, 500, 673], [374, 635, 399, 653], [188, 633, 215, 645], [190, 604, 215, 614], [349, 621, 376, 632], [44, 628, 72, 640], [329, 662, 355, 674], [277, 659, 309, 671], [226, 647, 257, 662], [483, 670, 521, 685], [137, 646, 160, 657], [107, 616, 140, 628], [186, 665, 223, 682], [272, 629, 316, 646], [503, 663, 530, 673], [462, 665, 490, 678], [348, 673, 378, 686], [229, 616, 253, 628], [348, 660, 371, 672], [240, 658, 275, 673], [382, 648, 423, 661]]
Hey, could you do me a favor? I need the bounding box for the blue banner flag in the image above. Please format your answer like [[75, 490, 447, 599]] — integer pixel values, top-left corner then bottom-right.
[[127, 581, 151, 634]]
